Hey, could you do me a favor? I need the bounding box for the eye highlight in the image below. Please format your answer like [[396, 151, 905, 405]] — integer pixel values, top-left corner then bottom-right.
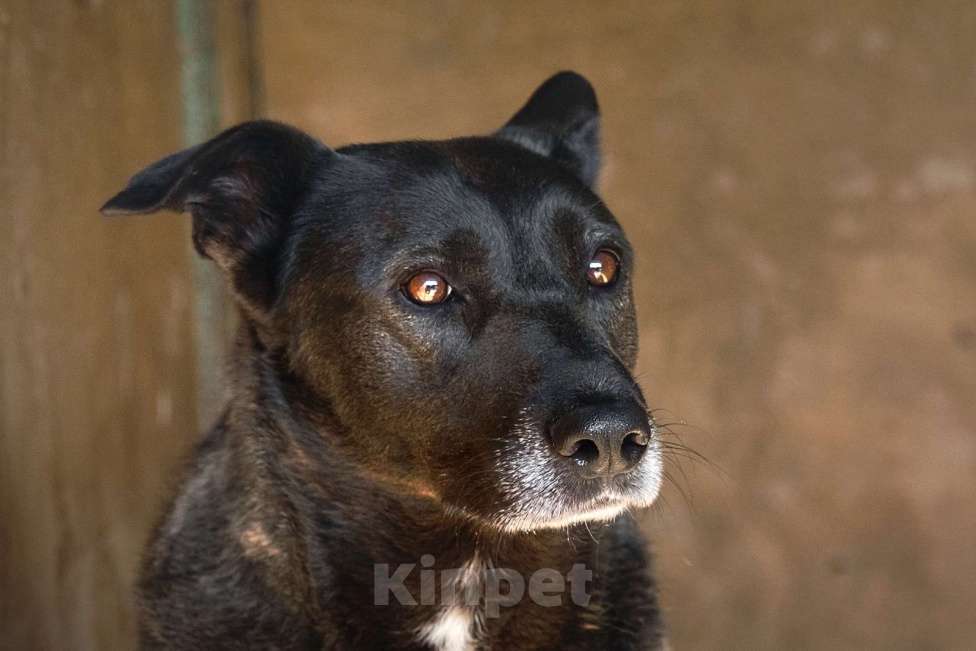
[[587, 249, 620, 287], [403, 271, 452, 305]]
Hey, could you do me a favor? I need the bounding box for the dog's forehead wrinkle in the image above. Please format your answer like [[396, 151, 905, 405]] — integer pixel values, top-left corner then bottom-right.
[[432, 136, 608, 224]]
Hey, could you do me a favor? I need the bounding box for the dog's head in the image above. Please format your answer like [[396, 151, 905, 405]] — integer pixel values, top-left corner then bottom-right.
[[104, 72, 662, 532]]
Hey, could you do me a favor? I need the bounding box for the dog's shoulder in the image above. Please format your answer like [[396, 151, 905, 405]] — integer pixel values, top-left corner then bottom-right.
[[137, 419, 323, 649]]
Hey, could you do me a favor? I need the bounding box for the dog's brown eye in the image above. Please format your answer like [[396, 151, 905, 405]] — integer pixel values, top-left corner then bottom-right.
[[404, 272, 452, 305], [587, 250, 620, 287]]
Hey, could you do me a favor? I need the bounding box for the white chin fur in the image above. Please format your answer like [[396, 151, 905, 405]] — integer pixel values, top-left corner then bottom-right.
[[499, 501, 630, 532]]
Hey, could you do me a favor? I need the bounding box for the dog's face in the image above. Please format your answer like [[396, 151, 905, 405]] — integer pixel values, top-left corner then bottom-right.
[[104, 72, 662, 531]]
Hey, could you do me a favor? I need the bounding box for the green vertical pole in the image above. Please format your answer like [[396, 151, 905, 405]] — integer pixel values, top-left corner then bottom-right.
[[242, 0, 265, 118], [176, 0, 228, 431]]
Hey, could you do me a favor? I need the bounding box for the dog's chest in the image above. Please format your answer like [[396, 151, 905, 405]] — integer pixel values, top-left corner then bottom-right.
[[417, 606, 478, 651], [414, 557, 484, 651]]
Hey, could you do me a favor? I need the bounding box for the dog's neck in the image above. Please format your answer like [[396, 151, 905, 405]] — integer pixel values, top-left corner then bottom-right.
[[219, 324, 603, 629]]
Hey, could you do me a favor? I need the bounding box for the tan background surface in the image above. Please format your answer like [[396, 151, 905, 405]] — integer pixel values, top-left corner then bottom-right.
[[0, 3, 195, 649], [2, 1, 975, 649]]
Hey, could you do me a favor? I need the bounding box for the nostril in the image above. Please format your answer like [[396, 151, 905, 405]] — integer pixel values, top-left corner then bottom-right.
[[620, 431, 649, 466], [625, 430, 649, 447], [569, 439, 600, 467]]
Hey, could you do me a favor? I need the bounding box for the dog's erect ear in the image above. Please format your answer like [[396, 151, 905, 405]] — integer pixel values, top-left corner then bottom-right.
[[102, 120, 330, 321], [496, 71, 601, 187]]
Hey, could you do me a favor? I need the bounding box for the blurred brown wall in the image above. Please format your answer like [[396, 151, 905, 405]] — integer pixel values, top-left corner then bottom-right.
[[0, 2, 253, 648], [0, 3, 195, 649], [3, 1, 975, 649]]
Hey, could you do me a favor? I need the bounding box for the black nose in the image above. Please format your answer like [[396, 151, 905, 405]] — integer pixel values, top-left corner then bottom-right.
[[549, 402, 651, 478]]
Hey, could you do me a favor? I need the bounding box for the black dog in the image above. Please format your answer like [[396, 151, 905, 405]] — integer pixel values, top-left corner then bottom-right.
[[103, 71, 666, 650]]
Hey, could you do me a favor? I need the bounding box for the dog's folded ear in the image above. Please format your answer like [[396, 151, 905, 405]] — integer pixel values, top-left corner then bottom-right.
[[102, 120, 331, 321], [496, 71, 601, 188]]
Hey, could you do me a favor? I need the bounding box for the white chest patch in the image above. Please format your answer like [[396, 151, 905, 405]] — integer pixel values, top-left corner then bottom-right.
[[417, 605, 476, 651], [415, 556, 483, 651]]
